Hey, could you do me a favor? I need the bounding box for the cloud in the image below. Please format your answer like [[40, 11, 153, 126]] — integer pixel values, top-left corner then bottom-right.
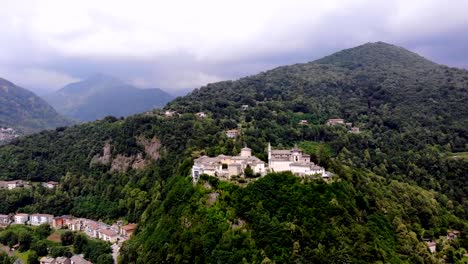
[[0, 0, 467, 93]]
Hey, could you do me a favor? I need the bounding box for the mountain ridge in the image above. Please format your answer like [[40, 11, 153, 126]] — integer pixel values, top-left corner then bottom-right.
[[44, 74, 174, 121], [0, 77, 72, 134]]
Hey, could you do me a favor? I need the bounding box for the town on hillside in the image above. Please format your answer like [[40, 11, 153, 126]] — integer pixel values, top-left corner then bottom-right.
[[0, 213, 136, 244], [191, 143, 332, 183]]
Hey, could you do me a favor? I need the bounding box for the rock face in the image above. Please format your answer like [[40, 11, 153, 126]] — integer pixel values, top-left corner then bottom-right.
[[91, 137, 161, 173], [138, 136, 161, 160], [91, 141, 112, 165]]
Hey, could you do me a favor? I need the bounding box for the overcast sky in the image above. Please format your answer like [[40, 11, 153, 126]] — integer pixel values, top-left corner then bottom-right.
[[1, 0, 468, 95]]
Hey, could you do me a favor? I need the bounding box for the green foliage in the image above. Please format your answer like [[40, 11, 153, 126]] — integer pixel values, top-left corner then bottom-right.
[[60, 231, 74, 246], [26, 251, 38, 264]]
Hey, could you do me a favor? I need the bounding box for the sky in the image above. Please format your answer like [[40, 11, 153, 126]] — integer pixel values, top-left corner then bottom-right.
[[1, 0, 468, 95]]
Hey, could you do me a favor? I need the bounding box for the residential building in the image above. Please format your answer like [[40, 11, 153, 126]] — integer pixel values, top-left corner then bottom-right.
[[164, 110, 176, 117], [350, 127, 360, 133], [0, 214, 10, 226], [326, 119, 345, 126], [53, 215, 74, 229], [121, 223, 137, 237], [241, 105, 249, 110], [14, 213, 29, 224], [426, 241, 436, 253], [40, 257, 56, 264], [447, 230, 460, 241], [225, 129, 240, 138], [196, 112, 207, 118], [298, 120, 308, 125], [99, 228, 119, 243], [0, 180, 24, 190], [192, 147, 265, 182], [43, 181, 59, 189], [30, 214, 54, 226], [55, 257, 71, 264], [268, 144, 326, 178], [70, 255, 92, 264]]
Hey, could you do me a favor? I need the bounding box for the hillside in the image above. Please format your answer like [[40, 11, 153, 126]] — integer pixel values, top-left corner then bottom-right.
[[169, 42, 467, 146], [0, 77, 72, 134], [44, 74, 173, 121], [0, 42, 467, 263]]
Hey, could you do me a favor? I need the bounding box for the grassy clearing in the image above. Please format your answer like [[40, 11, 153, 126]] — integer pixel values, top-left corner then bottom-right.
[[450, 152, 468, 160], [298, 141, 334, 157], [47, 230, 63, 243], [14, 250, 30, 263]]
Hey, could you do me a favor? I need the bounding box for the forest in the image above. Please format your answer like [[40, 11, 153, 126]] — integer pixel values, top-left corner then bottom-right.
[[0, 42, 466, 263]]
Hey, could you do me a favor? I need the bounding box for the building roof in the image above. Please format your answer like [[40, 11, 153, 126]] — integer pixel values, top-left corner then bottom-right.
[[15, 213, 29, 216], [39, 257, 55, 263], [31, 213, 53, 217], [100, 228, 118, 237], [70, 255, 92, 264], [122, 223, 137, 231]]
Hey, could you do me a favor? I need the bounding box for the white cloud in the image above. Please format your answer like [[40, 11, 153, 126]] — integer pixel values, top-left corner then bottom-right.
[[0, 67, 79, 94], [0, 0, 467, 92]]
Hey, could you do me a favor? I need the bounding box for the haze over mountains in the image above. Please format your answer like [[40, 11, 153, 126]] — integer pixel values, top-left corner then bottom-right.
[[44, 74, 174, 121], [0, 78, 71, 134]]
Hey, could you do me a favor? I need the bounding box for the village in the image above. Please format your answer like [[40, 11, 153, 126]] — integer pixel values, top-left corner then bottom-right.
[[0, 213, 136, 244], [0, 213, 136, 264]]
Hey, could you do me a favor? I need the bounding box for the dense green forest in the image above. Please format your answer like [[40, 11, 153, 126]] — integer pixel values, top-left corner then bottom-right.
[[0, 42, 467, 263]]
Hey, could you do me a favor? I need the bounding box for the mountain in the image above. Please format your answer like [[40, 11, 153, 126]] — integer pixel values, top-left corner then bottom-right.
[[170, 42, 468, 149], [0, 42, 467, 263], [0, 77, 72, 134], [44, 74, 174, 121]]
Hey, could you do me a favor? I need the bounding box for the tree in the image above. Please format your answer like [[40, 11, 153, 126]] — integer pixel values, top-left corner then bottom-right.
[[244, 165, 254, 178], [31, 240, 48, 256], [96, 254, 114, 264], [34, 224, 52, 239], [27, 251, 39, 264], [73, 233, 88, 254], [18, 232, 32, 252], [61, 231, 74, 246]]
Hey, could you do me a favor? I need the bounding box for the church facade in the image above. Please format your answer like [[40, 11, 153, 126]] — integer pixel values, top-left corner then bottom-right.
[[268, 144, 326, 177]]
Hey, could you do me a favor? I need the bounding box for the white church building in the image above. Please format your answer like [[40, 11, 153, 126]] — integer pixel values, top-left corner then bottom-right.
[[268, 144, 326, 178]]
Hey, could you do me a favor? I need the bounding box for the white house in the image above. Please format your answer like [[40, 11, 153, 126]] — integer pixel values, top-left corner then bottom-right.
[[326, 119, 345, 126], [30, 214, 54, 226], [192, 147, 265, 182], [268, 144, 326, 178], [426, 241, 436, 253], [0, 214, 10, 225], [42, 181, 59, 189], [14, 213, 29, 224], [196, 112, 207, 118], [98, 228, 119, 243], [225, 129, 240, 138]]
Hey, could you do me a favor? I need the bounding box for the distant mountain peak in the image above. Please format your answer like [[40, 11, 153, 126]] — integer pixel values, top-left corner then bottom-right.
[[44, 75, 174, 121], [87, 73, 123, 83], [315, 41, 436, 69]]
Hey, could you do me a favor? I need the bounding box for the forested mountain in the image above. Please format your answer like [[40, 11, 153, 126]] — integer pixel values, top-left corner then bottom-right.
[[44, 74, 173, 121], [0, 77, 72, 134], [0, 42, 467, 263]]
